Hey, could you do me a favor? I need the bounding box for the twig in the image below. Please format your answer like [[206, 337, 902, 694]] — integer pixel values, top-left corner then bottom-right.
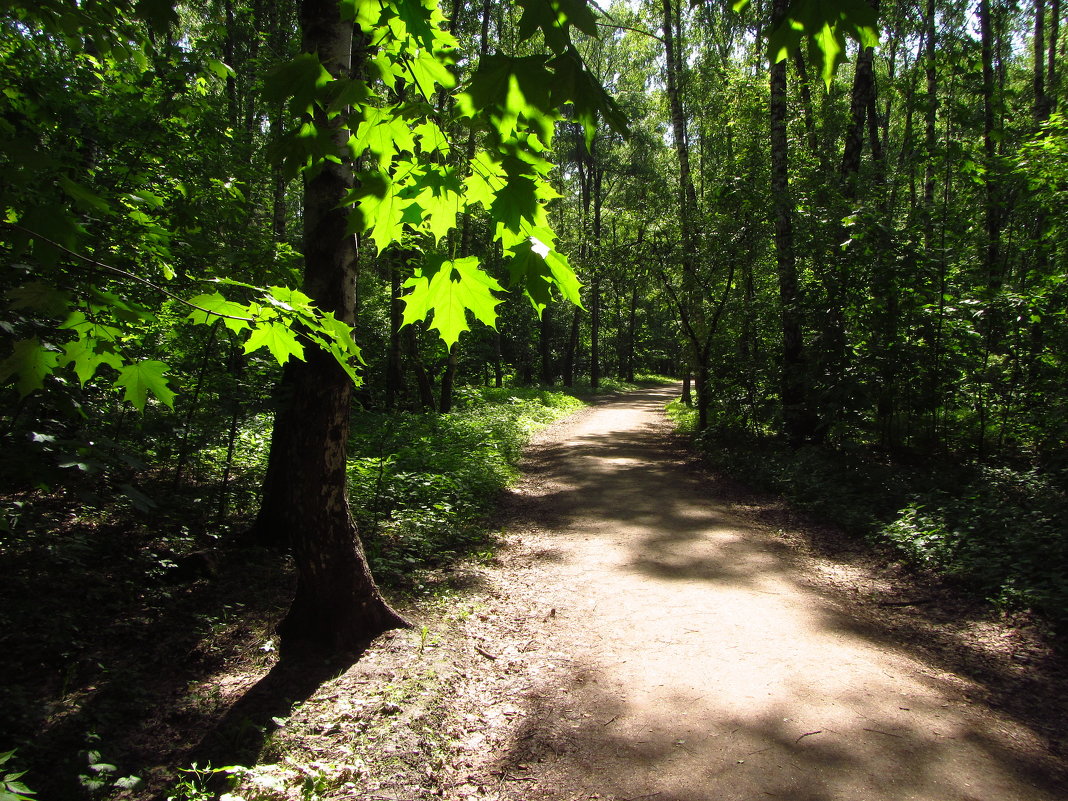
[[795, 730, 822, 743], [874, 598, 933, 607], [602, 714, 620, 727], [3, 222, 255, 322], [863, 728, 903, 738], [474, 644, 498, 660]]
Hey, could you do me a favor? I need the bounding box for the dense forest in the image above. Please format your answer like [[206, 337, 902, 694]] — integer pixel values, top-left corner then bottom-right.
[[1, 0, 1066, 797]]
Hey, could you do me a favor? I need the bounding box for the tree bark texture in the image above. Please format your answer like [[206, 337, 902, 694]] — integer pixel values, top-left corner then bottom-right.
[[255, 0, 406, 653]]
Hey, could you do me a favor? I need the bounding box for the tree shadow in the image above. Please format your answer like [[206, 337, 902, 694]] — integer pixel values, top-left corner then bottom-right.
[[490, 386, 1068, 799], [189, 648, 363, 775]]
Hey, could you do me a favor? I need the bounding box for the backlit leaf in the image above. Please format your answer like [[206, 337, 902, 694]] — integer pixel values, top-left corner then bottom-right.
[[114, 360, 176, 410]]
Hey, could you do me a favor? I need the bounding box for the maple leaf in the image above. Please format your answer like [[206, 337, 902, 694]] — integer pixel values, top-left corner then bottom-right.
[[767, 0, 879, 87], [0, 338, 61, 397], [61, 338, 123, 385], [515, 0, 600, 54], [506, 238, 583, 313], [186, 291, 252, 332], [114, 360, 176, 410], [242, 322, 306, 366], [348, 172, 411, 253], [402, 255, 503, 346]]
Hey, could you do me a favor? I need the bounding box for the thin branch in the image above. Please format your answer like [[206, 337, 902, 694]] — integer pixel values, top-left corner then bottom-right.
[[589, 0, 666, 43], [595, 20, 666, 44], [3, 222, 256, 323]]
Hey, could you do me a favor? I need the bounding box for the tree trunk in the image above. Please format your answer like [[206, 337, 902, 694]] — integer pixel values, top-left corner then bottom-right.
[[404, 325, 437, 409], [255, 0, 406, 653], [439, 342, 459, 412], [540, 308, 554, 385], [590, 161, 603, 388], [1035, 0, 1050, 121], [1048, 0, 1060, 113], [385, 257, 403, 410], [562, 306, 579, 387], [980, 0, 1003, 292], [770, 0, 811, 443]]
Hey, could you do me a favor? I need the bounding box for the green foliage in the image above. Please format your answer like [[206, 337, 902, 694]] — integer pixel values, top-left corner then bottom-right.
[[760, 0, 880, 87], [682, 423, 1068, 631], [0, 750, 35, 801], [348, 386, 583, 584]]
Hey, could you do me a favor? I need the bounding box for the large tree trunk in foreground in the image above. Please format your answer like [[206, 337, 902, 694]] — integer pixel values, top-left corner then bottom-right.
[[254, 0, 406, 653]]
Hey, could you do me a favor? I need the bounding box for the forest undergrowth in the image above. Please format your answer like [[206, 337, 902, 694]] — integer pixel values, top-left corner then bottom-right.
[[667, 400, 1068, 641], [0, 379, 657, 801]]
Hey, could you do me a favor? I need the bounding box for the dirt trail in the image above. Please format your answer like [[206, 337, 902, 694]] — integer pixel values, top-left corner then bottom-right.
[[455, 385, 1067, 801]]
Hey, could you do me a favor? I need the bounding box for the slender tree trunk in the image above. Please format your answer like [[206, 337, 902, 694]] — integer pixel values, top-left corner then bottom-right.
[[626, 284, 638, 383], [540, 308, 553, 385], [1048, 0, 1060, 112], [439, 343, 459, 412], [662, 0, 706, 417], [1036, 0, 1050, 120], [562, 306, 579, 387], [980, 0, 1003, 292], [770, 0, 810, 443], [254, 0, 406, 653], [591, 160, 603, 388], [385, 257, 403, 410], [404, 325, 437, 409]]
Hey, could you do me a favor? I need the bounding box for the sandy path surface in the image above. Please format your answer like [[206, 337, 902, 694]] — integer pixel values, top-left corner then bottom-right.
[[456, 384, 1067, 801]]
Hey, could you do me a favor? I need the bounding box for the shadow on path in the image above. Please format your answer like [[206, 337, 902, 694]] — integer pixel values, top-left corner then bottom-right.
[[490, 385, 1068, 801]]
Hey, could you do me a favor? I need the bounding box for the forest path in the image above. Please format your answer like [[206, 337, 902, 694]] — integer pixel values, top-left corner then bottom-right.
[[455, 384, 1067, 801]]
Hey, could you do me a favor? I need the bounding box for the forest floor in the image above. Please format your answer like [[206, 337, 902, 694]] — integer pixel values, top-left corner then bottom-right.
[[223, 384, 1068, 801]]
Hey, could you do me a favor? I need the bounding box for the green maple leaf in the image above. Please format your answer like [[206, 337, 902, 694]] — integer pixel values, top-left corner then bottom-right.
[[0, 337, 60, 397], [349, 172, 410, 253], [262, 53, 332, 113], [515, 0, 599, 54], [413, 120, 451, 155], [351, 105, 416, 168], [464, 150, 506, 210], [114, 360, 176, 410], [186, 291, 252, 332], [394, 0, 439, 50], [767, 0, 879, 87], [242, 321, 305, 366], [490, 176, 542, 236], [406, 47, 456, 97], [61, 338, 123, 385], [548, 47, 629, 145], [458, 55, 558, 143], [6, 280, 72, 318], [407, 164, 464, 242], [402, 255, 503, 346], [506, 238, 582, 312]]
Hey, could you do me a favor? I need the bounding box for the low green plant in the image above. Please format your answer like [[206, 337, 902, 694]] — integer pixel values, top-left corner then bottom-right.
[[347, 386, 584, 586], [0, 750, 35, 801], [165, 763, 245, 801], [676, 418, 1068, 632]]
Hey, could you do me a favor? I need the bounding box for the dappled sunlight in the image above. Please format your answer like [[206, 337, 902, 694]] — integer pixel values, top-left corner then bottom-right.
[[492, 386, 1067, 800]]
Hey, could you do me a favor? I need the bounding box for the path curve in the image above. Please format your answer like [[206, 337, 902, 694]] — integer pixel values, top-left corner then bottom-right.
[[458, 385, 1067, 801]]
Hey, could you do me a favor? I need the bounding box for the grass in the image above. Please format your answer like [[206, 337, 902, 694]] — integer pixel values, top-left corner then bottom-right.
[[667, 400, 1068, 636], [348, 385, 585, 588]]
